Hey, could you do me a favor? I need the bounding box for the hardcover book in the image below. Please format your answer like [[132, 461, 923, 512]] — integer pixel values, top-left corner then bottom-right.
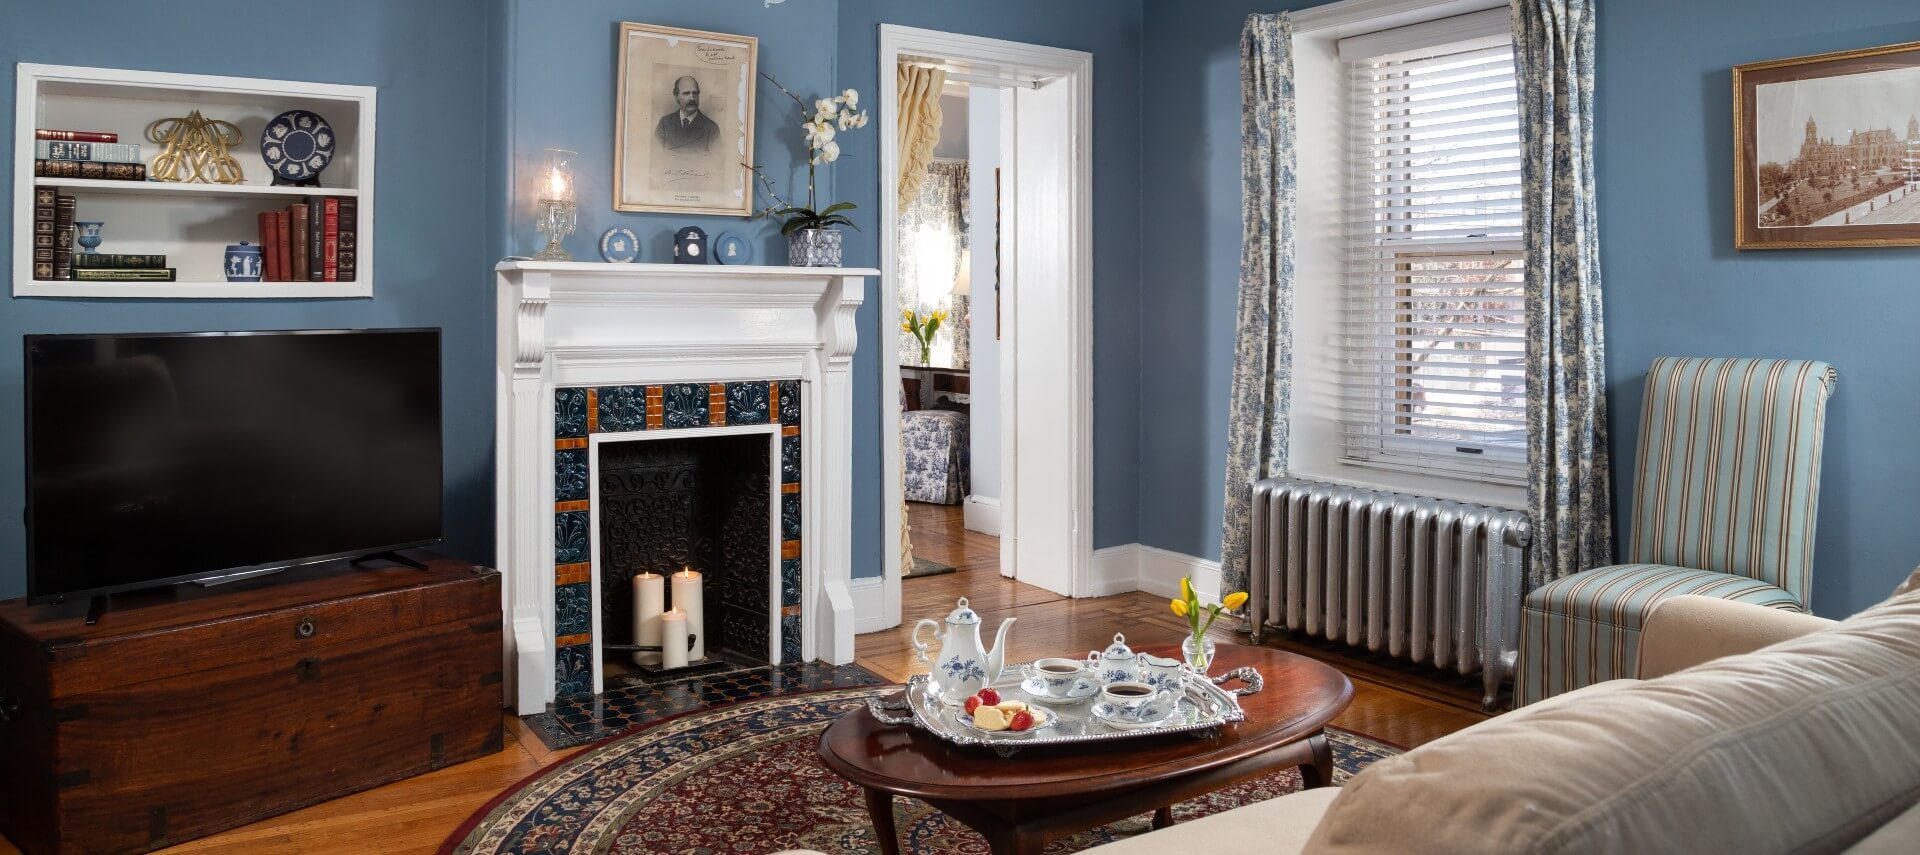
[[338, 197, 358, 282], [307, 196, 324, 282], [73, 268, 178, 282], [34, 141, 142, 163], [290, 204, 310, 282], [35, 129, 118, 143], [274, 211, 292, 282], [53, 194, 76, 280], [35, 160, 147, 181], [322, 197, 340, 282], [72, 253, 167, 269], [258, 213, 278, 281]]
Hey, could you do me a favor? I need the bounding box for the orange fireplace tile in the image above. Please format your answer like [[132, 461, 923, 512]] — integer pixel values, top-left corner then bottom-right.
[[555, 632, 591, 648], [645, 385, 664, 429], [782, 540, 801, 559], [781, 483, 800, 494], [555, 437, 588, 450], [554, 500, 589, 513], [781, 605, 802, 617], [555, 562, 591, 585], [585, 388, 599, 433], [782, 425, 800, 437]]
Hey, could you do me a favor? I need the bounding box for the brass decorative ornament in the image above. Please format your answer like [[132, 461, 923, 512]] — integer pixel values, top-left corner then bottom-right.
[[145, 110, 245, 184]]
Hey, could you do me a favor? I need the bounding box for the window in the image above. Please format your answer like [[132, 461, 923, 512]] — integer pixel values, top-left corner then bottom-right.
[[1340, 27, 1526, 484]]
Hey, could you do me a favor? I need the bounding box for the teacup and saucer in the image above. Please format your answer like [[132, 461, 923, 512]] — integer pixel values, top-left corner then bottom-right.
[[1020, 657, 1100, 704]]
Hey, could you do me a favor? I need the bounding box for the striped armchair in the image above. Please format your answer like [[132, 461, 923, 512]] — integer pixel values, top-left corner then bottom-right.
[[1515, 357, 1838, 706]]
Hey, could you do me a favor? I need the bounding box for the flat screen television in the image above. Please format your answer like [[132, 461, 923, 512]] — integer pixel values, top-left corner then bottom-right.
[[25, 329, 443, 602]]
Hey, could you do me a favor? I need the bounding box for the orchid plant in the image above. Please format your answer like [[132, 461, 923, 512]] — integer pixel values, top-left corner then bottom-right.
[[748, 75, 869, 234]]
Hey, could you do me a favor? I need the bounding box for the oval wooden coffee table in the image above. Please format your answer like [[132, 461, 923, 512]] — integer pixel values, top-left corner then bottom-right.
[[818, 644, 1352, 855]]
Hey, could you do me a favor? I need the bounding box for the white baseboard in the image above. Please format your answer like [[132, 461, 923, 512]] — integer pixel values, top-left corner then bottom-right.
[[1083, 544, 1143, 597], [851, 576, 890, 634], [963, 495, 1002, 536], [1135, 544, 1222, 606]]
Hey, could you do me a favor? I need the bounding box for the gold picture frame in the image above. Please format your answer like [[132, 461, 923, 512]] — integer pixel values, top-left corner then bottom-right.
[[613, 22, 758, 216], [1733, 40, 1920, 249]]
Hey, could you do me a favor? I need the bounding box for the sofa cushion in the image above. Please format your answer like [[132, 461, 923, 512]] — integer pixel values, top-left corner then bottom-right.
[[1091, 787, 1341, 855], [1306, 590, 1920, 853], [1845, 799, 1920, 854]]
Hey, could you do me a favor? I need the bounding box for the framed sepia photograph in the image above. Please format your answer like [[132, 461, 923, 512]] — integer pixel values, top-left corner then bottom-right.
[[614, 22, 757, 215], [1734, 40, 1920, 249]]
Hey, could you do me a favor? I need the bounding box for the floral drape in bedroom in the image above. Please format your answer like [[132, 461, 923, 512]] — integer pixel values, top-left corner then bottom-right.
[[896, 161, 971, 367], [1514, 0, 1612, 588], [1219, 12, 1297, 602]]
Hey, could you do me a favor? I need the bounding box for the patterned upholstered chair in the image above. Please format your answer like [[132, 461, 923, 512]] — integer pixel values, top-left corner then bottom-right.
[[1515, 357, 1838, 706]]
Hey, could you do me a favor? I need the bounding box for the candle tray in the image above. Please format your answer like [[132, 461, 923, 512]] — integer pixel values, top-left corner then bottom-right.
[[865, 664, 1263, 757]]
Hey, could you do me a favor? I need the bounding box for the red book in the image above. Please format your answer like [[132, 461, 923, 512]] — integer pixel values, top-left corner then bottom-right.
[[274, 212, 291, 282], [289, 203, 310, 282], [36, 129, 117, 142], [322, 198, 340, 282], [258, 212, 277, 281]]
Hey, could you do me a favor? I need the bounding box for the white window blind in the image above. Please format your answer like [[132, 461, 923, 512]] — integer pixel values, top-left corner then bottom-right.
[[1341, 31, 1528, 483]]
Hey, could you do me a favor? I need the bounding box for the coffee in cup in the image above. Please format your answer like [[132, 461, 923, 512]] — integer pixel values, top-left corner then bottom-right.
[[1023, 657, 1094, 699]]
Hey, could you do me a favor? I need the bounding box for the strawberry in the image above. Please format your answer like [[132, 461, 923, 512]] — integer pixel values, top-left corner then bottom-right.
[[1008, 710, 1034, 731], [977, 687, 1001, 706], [964, 696, 983, 715]]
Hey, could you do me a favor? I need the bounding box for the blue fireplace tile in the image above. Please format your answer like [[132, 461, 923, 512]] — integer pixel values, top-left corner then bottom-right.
[[597, 385, 648, 433], [555, 510, 590, 565], [777, 380, 800, 426], [556, 582, 591, 636], [662, 383, 709, 429], [781, 435, 801, 484], [781, 615, 802, 663], [554, 448, 589, 502], [725, 381, 771, 425], [781, 492, 801, 541], [555, 644, 593, 698], [781, 557, 801, 608], [555, 388, 588, 438]]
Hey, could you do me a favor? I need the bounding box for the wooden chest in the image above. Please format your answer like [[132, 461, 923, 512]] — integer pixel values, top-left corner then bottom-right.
[[0, 552, 503, 854]]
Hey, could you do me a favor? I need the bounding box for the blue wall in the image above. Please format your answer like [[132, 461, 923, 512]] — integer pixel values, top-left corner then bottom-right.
[[1133, 0, 1920, 617], [0, 0, 497, 599], [1136, 0, 1317, 565], [1599, 0, 1920, 616]]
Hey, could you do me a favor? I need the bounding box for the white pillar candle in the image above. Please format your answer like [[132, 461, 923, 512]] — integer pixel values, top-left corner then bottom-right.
[[661, 608, 689, 669], [673, 567, 705, 661], [631, 572, 664, 666]]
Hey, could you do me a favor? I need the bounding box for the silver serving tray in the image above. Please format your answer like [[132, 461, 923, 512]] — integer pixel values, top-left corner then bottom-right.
[[867, 666, 1263, 756]]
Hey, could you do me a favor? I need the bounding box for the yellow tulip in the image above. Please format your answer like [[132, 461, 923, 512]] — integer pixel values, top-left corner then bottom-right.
[[1180, 576, 1194, 603], [1222, 591, 1249, 611], [1170, 598, 1189, 618]]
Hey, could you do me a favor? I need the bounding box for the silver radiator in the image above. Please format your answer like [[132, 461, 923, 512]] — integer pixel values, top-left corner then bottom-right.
[[1250, 477, 1531, 710]]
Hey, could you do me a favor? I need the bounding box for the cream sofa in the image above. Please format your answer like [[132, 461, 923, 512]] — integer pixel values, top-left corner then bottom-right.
[[1095, 578, 1920, 854]]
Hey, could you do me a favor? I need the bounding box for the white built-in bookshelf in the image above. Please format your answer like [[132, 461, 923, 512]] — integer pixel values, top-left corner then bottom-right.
[[13, 64, 375, 298]]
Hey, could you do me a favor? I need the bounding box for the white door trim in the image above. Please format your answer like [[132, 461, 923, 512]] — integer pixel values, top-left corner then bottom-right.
[[877, 25, 1095, 628]]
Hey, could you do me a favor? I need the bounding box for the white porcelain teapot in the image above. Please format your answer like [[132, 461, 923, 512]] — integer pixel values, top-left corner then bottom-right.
[[1088, 632, 1140, 685], [912, 597, 1016, 706]]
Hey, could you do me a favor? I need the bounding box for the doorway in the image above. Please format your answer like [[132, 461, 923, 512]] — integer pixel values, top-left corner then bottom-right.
[[878, 26, 1094, 629]]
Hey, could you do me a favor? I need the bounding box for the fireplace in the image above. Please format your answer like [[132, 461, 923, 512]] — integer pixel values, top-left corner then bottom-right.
[[497, 261, 872, 713]]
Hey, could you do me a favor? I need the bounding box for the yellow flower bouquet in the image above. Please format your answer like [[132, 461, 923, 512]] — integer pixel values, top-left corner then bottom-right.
[[901, 308, 949, 365], [1171, 576, 1248, 672]]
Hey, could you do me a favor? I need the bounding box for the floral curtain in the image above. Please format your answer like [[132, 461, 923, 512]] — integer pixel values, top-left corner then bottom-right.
[[1219, 12, 1297, 602], [896, 161, 971, 366], [897, 64, 947, 209], [1515, 0, 1613, 588]]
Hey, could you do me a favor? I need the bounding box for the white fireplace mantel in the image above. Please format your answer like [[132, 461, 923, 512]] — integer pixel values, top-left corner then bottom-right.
[[494, 260, 874, 714]]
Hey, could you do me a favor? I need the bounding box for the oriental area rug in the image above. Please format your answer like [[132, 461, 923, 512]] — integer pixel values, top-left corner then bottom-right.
[[444, 686, 1400, 855]]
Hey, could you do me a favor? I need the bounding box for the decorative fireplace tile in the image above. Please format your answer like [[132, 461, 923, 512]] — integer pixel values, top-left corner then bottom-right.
[[555, 388, 588, 438], [781, 492, 802, 541], [554, 448, 589, 502], [725, 381, 771, 425], [556, 582, 592, 636], [555, 644, 593, 698], [598, 385, 649, 433], [555, 510, 590, 565], [781, 434, 801, 484], [555, 378, 804, 702], [777, 379, 800, 425], [781, 557, 801, 608], [662, 383, 709, 429], [781, 614, 802, 662]]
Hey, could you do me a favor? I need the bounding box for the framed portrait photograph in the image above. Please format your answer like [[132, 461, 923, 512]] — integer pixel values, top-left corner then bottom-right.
[[614, 22, 757, 215], [1734, 40, 1920, 249]]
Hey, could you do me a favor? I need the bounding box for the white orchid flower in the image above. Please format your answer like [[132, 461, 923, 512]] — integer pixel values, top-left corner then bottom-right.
[[814, 98, 837, 122], [840, 89, 859, 108], [812, 140, 840, 164], [837, 109, 856, 131], [853, 110, 869, 129]]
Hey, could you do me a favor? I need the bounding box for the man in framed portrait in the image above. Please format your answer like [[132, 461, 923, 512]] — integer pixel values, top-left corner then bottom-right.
[[655, 75, 720, 154]]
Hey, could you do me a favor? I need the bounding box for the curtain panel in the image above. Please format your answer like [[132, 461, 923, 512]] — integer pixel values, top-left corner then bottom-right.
[[1514, 0, 1613, 588], [897, 64, 947, 210], [1219, 12, 1298, 602], [896, 161, 971, 366]]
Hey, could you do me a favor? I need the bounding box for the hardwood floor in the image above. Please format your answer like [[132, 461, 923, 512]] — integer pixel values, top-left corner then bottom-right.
[[1, 504, 1488, 854]]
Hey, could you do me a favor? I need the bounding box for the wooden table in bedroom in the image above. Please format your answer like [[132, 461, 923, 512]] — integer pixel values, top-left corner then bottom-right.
[[817, 645, 1353, 855]]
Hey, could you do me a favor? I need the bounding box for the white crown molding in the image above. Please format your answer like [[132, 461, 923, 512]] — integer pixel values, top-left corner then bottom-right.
[[1291, 0, 1508, 37]]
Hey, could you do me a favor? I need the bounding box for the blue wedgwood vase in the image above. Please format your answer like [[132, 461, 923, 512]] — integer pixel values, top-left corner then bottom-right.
[[224, 241, 263, 282]]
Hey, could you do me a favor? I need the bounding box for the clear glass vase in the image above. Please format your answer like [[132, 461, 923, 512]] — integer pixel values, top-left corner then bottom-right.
[[1182, 635, 1217, 675]]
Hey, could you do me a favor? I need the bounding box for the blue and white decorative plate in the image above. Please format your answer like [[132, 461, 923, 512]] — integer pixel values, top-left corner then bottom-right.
[[260, 110, 335, 182], [599, 227, 640, 263], [712, 231, 751, 265]]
